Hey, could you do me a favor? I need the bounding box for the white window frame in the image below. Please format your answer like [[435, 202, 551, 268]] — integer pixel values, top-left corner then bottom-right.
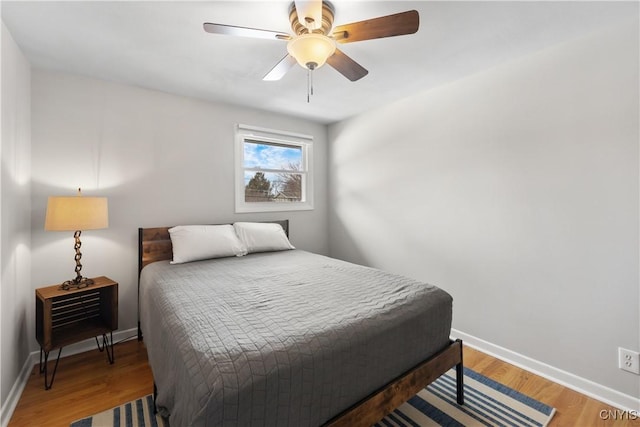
[[235, 124, 314, 213]]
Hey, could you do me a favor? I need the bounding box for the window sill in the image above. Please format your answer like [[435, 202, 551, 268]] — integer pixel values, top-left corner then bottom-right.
[[235, 201, 314, 213]]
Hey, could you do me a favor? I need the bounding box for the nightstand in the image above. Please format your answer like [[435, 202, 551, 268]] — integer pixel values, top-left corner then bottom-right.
[[35, 276, 118, 389]]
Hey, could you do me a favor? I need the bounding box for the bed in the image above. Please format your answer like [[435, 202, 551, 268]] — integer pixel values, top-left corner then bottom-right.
[[138, 220, 463, 426]]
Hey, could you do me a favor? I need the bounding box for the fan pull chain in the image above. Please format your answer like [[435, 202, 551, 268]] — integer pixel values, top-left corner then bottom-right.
[[307, 68, 310, 103], [306, 63, 316, 103], [307, 68, 312, 103]]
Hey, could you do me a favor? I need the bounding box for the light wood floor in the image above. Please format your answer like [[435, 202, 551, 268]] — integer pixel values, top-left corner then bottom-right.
[[8, 340, 637, 426]]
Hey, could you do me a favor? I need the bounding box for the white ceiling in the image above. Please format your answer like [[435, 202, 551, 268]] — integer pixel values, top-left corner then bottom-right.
[[1, 1, 636, 124]]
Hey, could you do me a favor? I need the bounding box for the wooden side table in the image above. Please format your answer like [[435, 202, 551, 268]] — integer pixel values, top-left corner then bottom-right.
[[35, 276, 118, 389]]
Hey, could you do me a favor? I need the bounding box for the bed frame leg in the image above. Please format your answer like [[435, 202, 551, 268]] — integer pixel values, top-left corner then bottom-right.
[[455, 340, 464, 405], [153, 382, 158, 414]]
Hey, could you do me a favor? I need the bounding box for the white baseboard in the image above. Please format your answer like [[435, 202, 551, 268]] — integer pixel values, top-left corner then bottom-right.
[[452, 328, 640, 413], [0, 327, 138, 427], [0, 351, 36, 427]]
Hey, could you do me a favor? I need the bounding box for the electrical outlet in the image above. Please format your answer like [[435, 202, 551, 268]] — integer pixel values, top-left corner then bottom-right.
[[619, 348, 640, 375]]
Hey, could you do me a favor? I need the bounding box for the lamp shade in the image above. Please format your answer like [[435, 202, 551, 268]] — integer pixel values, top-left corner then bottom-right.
[[45, 195, 108, 231], [287, 33, 336, 69]]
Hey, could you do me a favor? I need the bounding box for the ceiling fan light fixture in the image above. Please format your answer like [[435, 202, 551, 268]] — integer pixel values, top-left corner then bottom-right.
[[287, 33, 336, 69]]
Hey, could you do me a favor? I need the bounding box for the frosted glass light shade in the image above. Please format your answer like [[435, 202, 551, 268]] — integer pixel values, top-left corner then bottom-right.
[[287, 34, 336, 69], [45, 195, 109, 231]]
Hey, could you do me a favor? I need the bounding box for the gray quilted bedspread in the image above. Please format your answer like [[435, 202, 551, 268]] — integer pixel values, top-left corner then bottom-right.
[[139, 250, 452, 427]]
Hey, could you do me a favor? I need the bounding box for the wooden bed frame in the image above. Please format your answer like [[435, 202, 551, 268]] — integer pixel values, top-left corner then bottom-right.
[[137, 220, 464, 426]]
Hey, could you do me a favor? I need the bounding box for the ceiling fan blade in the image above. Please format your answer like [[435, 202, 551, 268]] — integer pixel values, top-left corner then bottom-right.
[[203, 23, 291, 41], [332, 10, 419, 44], [263, 54, 297, 81], [326, 49, 368, 82]]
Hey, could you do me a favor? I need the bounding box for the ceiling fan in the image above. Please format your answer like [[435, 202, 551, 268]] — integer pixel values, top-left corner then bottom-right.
[[203, 1, 419, 98]]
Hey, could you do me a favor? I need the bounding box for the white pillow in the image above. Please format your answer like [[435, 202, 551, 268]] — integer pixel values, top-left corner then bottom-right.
[[168, 224, 248, 264], [233, 222, 295, 253]]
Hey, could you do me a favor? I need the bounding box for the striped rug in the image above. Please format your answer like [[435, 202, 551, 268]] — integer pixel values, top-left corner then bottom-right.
[[70, 395, 168, 427], [71, 367, 555, 427], [376, 367, 555, 426]]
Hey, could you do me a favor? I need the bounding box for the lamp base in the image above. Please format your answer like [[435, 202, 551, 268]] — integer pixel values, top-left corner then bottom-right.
[[58, 229, 95, 291], [59, 277, 94, 291]]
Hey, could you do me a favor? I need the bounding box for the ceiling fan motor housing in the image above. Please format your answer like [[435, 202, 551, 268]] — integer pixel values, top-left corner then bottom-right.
[[289, 1, 335, 35]]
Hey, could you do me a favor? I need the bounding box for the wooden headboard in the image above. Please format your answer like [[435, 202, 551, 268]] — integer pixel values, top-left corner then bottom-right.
[[137, 220, 289, 274]]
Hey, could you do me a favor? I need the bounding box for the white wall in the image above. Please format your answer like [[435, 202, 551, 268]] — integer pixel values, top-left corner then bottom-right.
[[0, 21, 32, 420], [30, 70, 328, 342], [328, 20, 639, 403]]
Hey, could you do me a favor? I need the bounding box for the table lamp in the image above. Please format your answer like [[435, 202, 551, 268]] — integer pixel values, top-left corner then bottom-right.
[[45, 188, 109, 290]]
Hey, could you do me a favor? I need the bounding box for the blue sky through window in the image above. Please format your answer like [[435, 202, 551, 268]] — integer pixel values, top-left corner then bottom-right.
[[244, 141, 302, 171]]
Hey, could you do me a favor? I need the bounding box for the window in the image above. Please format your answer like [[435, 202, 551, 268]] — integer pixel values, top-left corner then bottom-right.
[[235, 124, 313, 213]]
